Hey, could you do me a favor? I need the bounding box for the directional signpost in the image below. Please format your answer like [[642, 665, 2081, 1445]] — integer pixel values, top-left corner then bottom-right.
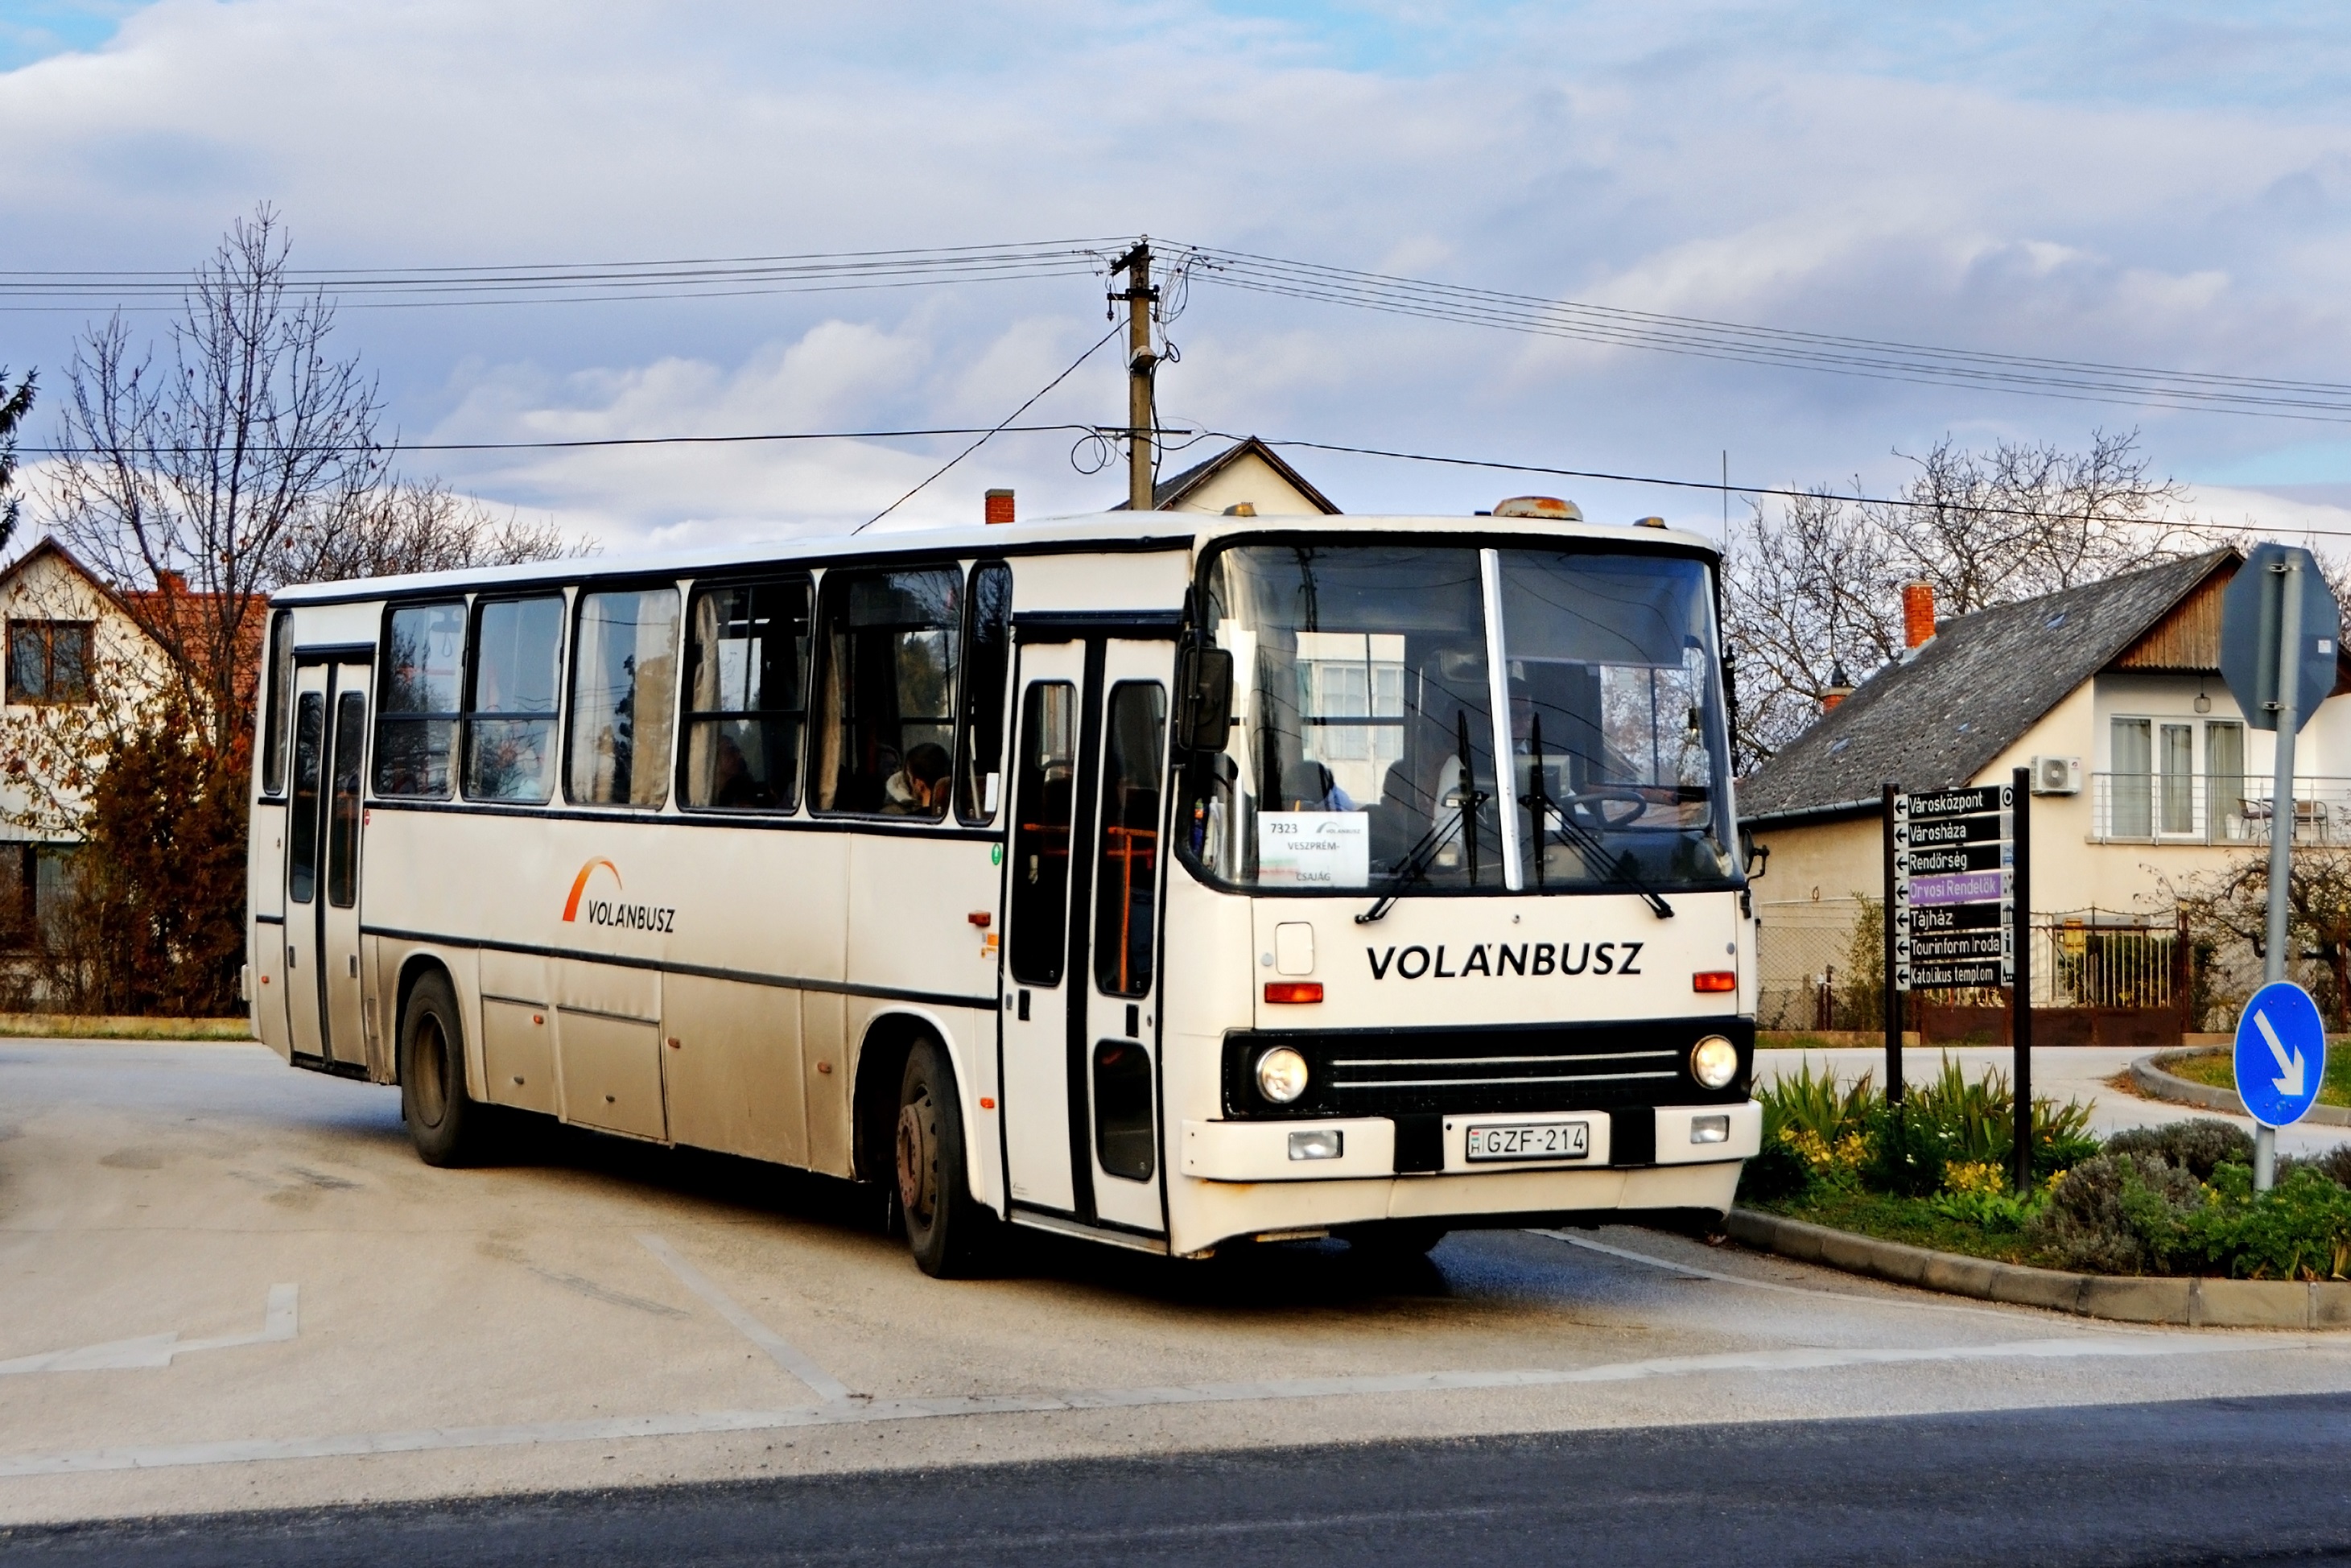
[[2234, 980, 2326, 1133], [2217, 543, 2344, 1190], [1883, 773, 2035, 1189]]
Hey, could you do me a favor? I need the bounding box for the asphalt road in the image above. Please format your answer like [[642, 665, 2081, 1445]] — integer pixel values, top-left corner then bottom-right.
[[7, 1039, 2351, 1556], [6, 1394, 2349, 1566]]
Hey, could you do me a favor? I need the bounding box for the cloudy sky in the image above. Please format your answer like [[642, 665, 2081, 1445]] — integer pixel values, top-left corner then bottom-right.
[[5, 0, 2351, 555]]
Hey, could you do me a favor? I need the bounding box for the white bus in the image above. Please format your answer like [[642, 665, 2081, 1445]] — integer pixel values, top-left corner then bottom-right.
[[246, 505, 1762, 1274]]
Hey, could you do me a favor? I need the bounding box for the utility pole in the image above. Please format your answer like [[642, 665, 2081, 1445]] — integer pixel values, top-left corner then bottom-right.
[[1111, 239, 1158, 512]]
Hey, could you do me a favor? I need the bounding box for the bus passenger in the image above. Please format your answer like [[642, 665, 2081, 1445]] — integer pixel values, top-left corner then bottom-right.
[[883, 742, 951, 816]]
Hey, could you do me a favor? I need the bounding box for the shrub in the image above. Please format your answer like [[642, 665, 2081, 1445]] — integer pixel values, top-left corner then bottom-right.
[[1736, 1139, 1812, 1203], [2101, 1119, 2254, 1182], [2278, 1144, 2351, 1188], [2027, 1153, 2203, 1274], [1759, 1060, 1875, 1148], [1866, 1104, 1949, 1198], [2175, 1165, 2351, 1281]]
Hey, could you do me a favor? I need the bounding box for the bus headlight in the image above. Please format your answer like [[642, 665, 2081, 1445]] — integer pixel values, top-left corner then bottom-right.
[[1256, 1046, 1310, 1104], [1690, 1035, 1739, 1090]]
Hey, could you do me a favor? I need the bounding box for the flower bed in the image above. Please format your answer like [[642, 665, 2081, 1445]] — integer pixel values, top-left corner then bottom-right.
[[1742, 1058, 2351, 1281]]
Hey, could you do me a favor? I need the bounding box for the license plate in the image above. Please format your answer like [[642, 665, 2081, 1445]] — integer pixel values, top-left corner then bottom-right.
[[1463, 1119, 1590, 1163]]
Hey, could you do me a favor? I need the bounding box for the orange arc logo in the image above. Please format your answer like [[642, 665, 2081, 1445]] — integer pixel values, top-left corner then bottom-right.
[[562, 858, 621, 922]]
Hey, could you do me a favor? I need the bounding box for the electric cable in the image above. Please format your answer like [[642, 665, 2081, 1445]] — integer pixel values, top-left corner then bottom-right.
[[856, 324, 1124, 532]]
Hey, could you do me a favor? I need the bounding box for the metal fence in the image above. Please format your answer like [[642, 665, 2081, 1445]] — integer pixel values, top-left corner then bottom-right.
[[1755, 899, 2183, 1030], [2090, 772, 2351, 846]]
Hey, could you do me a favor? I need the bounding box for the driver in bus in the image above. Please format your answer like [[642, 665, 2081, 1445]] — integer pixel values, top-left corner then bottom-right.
[[882, 742, 951, 816]]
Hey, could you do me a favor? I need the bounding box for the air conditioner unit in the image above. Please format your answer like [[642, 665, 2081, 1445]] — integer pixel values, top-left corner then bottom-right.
[[2030, 755, 2083, 795]]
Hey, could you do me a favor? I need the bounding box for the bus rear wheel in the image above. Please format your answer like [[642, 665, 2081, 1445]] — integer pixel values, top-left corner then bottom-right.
[[894, 1039, 997, 1278], [400, 971, 489, 1167]]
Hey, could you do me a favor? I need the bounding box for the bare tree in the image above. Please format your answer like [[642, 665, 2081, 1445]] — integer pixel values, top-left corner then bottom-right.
[[0, 369, 33, 553], [1726, 430, 2201, 770], [274, 478, 588, 584], [48, 206, 385, 760]]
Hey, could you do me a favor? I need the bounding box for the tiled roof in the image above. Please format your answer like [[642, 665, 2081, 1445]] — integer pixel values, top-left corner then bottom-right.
[[1739, 549, 2238, 821]]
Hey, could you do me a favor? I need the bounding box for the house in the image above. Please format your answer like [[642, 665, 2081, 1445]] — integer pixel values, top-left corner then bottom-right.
[[1112, 435, 1342, 516], [0, 538, 175, 948], [1738, 548, 2351, 1042]]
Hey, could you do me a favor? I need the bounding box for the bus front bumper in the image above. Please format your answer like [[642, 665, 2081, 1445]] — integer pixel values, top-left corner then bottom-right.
[[1180, 1101, 1760, 1182]]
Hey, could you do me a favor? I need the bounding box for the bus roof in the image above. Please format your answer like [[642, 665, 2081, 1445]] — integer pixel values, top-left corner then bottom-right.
[[268, 510, 1722, 606]]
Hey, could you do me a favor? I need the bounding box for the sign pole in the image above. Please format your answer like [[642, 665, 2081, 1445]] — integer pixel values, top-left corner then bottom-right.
[[2258, 555, 2304, 1192], [2011, 765, 2034, 1194], [1883, 781, 1903, 1105]]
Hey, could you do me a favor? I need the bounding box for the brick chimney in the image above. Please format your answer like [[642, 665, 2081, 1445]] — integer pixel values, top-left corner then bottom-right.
[[984, 488, 1015, 525], [156, 568, 188, 596], [1902, 581, 1936, 650], [1822, 661, 1854, 712]]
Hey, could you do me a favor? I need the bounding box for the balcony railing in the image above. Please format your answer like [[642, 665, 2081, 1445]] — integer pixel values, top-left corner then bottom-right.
[[2089, 772, 2351, 845]]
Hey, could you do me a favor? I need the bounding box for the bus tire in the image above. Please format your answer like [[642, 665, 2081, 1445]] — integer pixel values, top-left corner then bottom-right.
[[894, 1038, 996, 1278], [399, 970, 488, 1168]]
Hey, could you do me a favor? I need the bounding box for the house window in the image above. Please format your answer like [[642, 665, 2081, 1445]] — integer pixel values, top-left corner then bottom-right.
[[2110, 718, 2151, 838], [6, 621, 93, 704], [2159, 722, 2194, 835], [2207, 721, 2246, 840]]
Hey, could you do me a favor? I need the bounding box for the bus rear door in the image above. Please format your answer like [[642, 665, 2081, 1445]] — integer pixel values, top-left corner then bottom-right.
[[283, 657, 371, 1070]]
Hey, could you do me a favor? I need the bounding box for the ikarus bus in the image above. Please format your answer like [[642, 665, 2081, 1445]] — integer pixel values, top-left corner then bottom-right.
[[246, 502, 1763, 1275]]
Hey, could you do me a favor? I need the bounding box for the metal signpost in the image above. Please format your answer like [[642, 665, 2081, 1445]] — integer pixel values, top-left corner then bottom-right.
[[2217, 543, 2343, 1190], [1886, 774, 2035, 1189]]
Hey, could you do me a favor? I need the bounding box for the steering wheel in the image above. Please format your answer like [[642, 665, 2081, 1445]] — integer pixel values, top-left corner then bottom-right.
[[1554, 789, 1650, 830]]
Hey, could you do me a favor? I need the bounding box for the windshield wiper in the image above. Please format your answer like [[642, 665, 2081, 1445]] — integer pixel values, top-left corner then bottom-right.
[[1524, 714, 1674, 920], [1359, 712, 1487, 925], [1355, 811, 1466, 925]]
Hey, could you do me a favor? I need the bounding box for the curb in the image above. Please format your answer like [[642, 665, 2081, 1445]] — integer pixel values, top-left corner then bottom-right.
[[1726, 1208, 2351, 1328], [2128, 1050, 2351, 1128]]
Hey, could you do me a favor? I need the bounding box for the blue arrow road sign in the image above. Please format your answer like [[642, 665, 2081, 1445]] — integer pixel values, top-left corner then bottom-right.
[[2235, 980, 2328, 1128]]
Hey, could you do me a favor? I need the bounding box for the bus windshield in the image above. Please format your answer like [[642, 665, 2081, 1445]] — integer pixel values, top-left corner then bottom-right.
[[1179, 541, 1736, 896]]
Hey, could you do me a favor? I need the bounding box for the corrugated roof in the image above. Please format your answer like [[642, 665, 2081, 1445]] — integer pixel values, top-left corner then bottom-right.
[[1739, 548, 2238, 820]]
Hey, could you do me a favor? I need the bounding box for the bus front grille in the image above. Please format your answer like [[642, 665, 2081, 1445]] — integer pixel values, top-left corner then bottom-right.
[[1221, 1017, 1751, 1120]]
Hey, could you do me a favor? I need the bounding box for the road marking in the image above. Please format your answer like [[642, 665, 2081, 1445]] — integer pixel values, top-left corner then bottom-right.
[[1533, 1231, 2116, 1328], [0, 1285, 298, 1376], [0, 1331, 2320, 1479], [635, 1233, 852, 1403]]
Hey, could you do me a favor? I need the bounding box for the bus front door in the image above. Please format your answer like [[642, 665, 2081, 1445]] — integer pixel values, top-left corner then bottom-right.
[[283, 658, 371, 1069], [999, 634, 1171, 1236], [1000, 646, 1086, 1216]]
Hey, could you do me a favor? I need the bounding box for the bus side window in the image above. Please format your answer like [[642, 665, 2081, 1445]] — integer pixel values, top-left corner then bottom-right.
[[680, 577, 810, 811], [955, 562, 1012, 824], [1092, 682, 1165, 997], [326, 690, 365, 907], [567, 587, 680, 809], [373, 601, 466, 799], [287, 692, 325, 904], [260, 610, 293, 796], [812, 567, 961, 818], [465, 596, 564, 804], [1008, 682, 1076, 986]]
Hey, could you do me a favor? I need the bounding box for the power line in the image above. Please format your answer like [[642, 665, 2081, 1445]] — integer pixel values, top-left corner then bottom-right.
[[857, 324, 1125, 532], [1174, 247, 2351, 423], [19, 423, 1118, 459], [1229, 432, 2351, 543]]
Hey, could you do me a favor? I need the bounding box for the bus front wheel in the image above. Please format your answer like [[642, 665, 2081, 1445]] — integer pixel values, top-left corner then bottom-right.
[[400, 971, 489, 1167], [894, 1039, 997, 1278]]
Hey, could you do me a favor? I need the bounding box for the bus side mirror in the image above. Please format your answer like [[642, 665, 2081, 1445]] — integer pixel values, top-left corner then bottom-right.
[[1740, 827, 1768, 879], [1178, 646, 1234, 752]]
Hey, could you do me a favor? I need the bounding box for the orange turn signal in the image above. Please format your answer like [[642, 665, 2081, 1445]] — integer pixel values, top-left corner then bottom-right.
[[1264, 981, 1324, 1004], [1693, 971, 1738, 993]]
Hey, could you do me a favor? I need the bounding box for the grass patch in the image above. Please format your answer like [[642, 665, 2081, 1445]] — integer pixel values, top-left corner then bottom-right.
[[2161, 1047, 2351, 1108], [0, 1013, 254, 1042], [1750, 1186, 2052, 1268]]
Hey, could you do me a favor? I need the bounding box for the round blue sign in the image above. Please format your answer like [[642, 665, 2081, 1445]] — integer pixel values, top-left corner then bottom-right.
[[2234, 980, 2328, 1128]]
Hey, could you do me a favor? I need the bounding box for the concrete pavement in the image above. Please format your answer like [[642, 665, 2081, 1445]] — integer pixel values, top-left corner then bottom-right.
[[3, 1039, 2349, 1527]]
